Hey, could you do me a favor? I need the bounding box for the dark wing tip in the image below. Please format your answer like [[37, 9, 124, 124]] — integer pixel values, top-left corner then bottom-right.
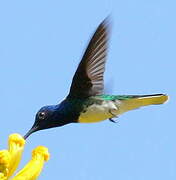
[[101, 16, 111, 30]]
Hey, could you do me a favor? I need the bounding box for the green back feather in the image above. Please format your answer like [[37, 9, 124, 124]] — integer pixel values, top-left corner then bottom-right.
[[96, 94, 138, 101]]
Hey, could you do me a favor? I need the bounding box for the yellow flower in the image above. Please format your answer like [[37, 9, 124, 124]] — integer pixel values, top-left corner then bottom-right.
[[12, 146, 49, 180], [0, 150, 10, 178], [0, 134, 50, 180], [7, 134, 25, 178]]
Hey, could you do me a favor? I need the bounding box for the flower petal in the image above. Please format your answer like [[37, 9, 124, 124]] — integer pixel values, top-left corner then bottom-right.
[[0, 173, 7, 180], [7, 134, 25, 178], [0, 150, 10, 178], [12, 146, 50, 180]]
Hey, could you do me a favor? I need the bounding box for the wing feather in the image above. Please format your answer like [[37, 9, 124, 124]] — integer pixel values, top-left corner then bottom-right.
[[67, 18, 110, 98]]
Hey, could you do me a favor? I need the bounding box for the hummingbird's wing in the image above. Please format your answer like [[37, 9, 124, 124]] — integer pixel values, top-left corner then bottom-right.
[[67, 18, 110, 98]]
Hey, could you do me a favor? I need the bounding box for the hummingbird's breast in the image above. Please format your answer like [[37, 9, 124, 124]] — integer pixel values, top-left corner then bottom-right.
[[61, 97, 123, 124], [78, 99, 120, 123]]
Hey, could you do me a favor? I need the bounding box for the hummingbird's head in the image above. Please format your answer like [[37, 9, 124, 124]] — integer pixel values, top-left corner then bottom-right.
[[24, 105, 67, 139]]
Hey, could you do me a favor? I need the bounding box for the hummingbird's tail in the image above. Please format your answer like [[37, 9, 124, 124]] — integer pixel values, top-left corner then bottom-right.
[[117, 94, 168, 115], [127, 94, 168, 105]]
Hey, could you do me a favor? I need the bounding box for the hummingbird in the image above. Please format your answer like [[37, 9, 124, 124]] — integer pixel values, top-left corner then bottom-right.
[[24, 18, 168, 139]]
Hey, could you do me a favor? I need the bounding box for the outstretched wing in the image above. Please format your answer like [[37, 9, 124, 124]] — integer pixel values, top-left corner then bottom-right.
[[67, 18, 110, 98]]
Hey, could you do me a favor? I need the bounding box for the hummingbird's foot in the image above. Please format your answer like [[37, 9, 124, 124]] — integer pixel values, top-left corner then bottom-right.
[[108, 109, 119, 123], [109, 118, 118, 123]]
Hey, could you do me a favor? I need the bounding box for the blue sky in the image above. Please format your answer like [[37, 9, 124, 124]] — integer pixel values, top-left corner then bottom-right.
[[0, 0, 175, 179]]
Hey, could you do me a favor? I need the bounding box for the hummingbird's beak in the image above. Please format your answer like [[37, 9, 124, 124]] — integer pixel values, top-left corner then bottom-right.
[[24, 125, 38, 139]]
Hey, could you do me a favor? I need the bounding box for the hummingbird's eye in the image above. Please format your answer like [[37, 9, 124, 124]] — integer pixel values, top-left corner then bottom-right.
[[38, 112, 46, 120]]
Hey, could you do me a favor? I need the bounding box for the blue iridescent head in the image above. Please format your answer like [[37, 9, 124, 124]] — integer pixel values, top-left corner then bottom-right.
[[24, 105, 70, 139]]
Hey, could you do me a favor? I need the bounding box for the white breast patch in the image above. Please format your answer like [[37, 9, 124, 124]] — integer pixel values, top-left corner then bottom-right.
[[78, 100, 121, 123]]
